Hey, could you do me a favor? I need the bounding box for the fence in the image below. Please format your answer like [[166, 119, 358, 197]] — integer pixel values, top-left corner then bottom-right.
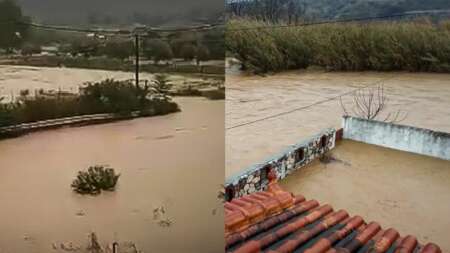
[[0, 112, 139, 138]]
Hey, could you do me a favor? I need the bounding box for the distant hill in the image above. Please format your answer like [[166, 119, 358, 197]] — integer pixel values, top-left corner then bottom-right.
[[314, 0, 450, 19], [16, 0, 224, 26], [227, 0, 450, 20]]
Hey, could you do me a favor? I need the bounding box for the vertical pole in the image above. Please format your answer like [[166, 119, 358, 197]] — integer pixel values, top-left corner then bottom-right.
[[135, 34, 140, 87]]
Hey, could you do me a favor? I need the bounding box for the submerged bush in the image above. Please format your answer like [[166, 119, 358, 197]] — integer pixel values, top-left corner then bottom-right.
[[71, 166, 120, 195], [227, 18, 450, 73]]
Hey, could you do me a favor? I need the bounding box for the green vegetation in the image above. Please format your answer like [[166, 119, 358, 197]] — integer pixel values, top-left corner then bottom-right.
[[0, 0, 30, 52], [202, 88, 226, 100], [196, 45, 211, 66], [227, 18, 450, 73], [180, 44, 197, 61], [144, 39, 174, 64], [0, 1, 225, 75], [0, 78, 179, 127], [4, 55, 225, 75], [71, 165, 120, 195]]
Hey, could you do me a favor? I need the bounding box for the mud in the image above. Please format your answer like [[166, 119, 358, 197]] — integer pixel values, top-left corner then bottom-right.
[[280, 140, 450, 251], [226, 70, 450, 176]]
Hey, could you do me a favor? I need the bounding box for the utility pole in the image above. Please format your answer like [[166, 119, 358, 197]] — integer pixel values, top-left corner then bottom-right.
[[134, 34, 140, 88]]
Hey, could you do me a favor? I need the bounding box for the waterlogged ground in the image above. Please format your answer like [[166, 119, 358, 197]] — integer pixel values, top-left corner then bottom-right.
[[280, 140, 450, 251], [0, 66, 224, 253], [226, 69, 450, 176], [0, 65, 220, 103]]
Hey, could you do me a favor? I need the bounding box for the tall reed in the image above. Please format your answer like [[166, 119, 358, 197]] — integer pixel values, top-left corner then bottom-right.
[[226, 18, 450, 73]]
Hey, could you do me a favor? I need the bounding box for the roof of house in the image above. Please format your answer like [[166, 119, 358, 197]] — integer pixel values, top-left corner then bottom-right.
[[225, 181, 444, 253]]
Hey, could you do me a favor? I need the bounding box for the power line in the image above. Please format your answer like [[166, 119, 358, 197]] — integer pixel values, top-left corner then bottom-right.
[[225, 75, 397, 131], [0, 20, 225, 36], [226, 10, 450, 32], [147, 23, 225, 33]]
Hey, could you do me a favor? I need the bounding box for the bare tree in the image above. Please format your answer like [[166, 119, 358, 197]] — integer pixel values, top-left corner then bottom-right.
[[227, 0, 307, 23], [287, 0, 307, 24], [340, 84, 407, 123], [227, 0, 252, 16]]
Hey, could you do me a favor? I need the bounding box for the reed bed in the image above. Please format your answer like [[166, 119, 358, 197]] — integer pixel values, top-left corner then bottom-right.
[[226, 18, 450, 73]]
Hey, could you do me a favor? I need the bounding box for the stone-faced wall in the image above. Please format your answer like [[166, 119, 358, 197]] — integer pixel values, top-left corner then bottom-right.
[[224, 128, 337, 201]]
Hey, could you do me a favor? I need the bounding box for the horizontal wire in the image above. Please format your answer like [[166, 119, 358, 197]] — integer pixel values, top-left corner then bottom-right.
[[226, 10, 450, 32], [226, 75, 397, 131]]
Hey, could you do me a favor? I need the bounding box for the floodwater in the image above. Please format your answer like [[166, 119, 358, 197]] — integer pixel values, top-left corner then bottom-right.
[[280, 140, 450, 251], [226, 69, 450, 177], [0, 66, 224, 253], [0, 65, 218, 103]]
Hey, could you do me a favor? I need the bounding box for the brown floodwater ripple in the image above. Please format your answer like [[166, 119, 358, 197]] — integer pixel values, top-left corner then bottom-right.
[[0, 73, 224, 253]]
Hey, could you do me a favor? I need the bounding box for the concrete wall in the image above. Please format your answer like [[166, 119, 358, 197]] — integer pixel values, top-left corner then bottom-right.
[[224, 128, 337, 201], [343, 116, 450, 161]]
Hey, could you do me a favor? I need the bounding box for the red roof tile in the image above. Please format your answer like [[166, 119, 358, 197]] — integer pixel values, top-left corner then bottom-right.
[[225, 182, 444, 253]]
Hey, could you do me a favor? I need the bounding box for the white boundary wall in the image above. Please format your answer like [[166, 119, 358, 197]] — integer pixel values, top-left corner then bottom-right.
[[343, 116, 450, 161]]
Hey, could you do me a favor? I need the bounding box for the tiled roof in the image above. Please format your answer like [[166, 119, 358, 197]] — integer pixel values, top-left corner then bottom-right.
[[225, 181, 444, 253]]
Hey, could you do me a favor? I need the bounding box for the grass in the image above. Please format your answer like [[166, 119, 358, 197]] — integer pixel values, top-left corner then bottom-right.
[[226, 18, 450, 73]]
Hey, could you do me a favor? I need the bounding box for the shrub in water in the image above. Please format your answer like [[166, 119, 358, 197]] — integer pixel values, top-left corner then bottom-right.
[[71, 165, 120, 195]]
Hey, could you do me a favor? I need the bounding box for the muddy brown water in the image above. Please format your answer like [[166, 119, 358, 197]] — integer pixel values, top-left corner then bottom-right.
[[226, 69, 450, 249], [0, 65, 218, 103], [226, 70, 450, 177], [280, 140, 450, 251], [0, 66, 224, 253]]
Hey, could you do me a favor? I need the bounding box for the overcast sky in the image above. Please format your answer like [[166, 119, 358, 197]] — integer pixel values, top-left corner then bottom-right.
[[17, 0, 224, 25]]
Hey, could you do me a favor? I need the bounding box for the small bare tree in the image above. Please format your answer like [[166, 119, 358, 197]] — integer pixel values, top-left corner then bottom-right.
[[340, 84, 407, 123]]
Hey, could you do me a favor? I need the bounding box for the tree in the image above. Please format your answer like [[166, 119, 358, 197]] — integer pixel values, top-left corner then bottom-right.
[[287, 0, 307, 24], [180, 44, 197, 61], [227, 0, 253, 16], [196, 45, 210, 66], [144, 39, 173, 64], [340, 84, 407, 123], [168, 33, 197, 58], [21, 43, 41, 56], [99, 40, 133, 60], [69, 38, 101, 57], [0, 0, 30, 51]]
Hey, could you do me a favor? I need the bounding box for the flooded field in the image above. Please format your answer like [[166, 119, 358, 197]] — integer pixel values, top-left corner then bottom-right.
[[280, 140, 450, 251], [0, 66, 224, 253], [226, 69, 450, 176], [0, 65, 220, 103]]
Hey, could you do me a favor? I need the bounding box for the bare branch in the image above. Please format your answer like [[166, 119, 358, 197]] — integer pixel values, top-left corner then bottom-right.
[[343, 83, 407, 123]]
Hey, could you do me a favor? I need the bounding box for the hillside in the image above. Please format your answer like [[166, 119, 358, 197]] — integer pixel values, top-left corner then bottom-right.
[[325, 0, 450, 18], [227, 0, 450, 20], [16, 0, 224, 25]]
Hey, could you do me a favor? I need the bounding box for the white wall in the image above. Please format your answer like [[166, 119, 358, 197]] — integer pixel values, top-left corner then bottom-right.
[[343, 116, 450, 161]]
